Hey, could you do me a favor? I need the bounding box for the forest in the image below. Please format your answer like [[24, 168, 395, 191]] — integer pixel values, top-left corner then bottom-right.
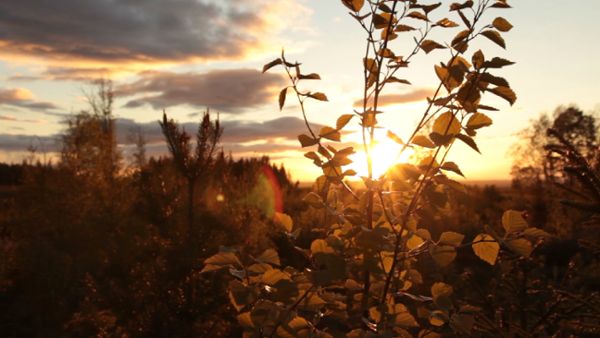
[[1, 0, 600, 337]]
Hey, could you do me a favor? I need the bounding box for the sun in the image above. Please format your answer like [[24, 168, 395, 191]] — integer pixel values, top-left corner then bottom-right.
[[347, 130, 414, 179]]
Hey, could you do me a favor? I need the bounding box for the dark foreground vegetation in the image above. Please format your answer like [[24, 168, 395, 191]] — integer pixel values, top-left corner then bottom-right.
[[0, 76, 598, 338]]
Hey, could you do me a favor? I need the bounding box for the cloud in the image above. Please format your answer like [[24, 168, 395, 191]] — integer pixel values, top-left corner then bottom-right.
[[117, 69, 285, 113], [0, 88, 59, 111], [0, 115, 326, 160], [0, 0, 309, 67], [9, 67, 115, 82], [353, 88, 434, 107]]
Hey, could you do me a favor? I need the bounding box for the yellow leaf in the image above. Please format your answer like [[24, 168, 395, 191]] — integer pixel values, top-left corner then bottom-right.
[[432, 111, 461, 136], [336, 114, 354, 130], [506, 238, 533, 257], [396, 311, 419, 328], [467, 113, 493, 129], [439, 231, 464, 247], [261, 269, 291, 285], [412, 135, 436, 148], [492, 17, 513, 32], [472, 234, 499, 265], [430, 244, 456, 267], [319, 126, 341, 141], [237, 312, 254, 328], [256, 248, 281, 266], [298, 134, 318, 147], [311, 239, 334, 254], [274, 212, 293, 232], [502, 210, 528, 233]]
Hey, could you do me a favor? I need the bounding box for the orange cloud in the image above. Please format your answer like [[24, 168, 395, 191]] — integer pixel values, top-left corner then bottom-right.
[[353, 88, 435, 107]]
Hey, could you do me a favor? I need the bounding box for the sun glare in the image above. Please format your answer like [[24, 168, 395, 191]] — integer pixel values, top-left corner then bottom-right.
[[347, 131, 414, 179]]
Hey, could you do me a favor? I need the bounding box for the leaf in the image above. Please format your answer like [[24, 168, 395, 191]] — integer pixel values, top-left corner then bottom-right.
[[506, 238, 533, 257], [421, 40, 446, 54], [336, 114, 354, 130], [262, 58, 282, 73], [298, 134, 318, 147], [311, 239, 334, 254], [201, 252, 242, 273], [229, 280, 254, 311], [467, 113, 493, 129], [452, 29, 470, 47], [472, 50, 484, 70], [407, 11, 428, 21], [440, 162, 464, 177], [523, 227, 551, 239], [450, 1, 474, 11], [472, 234, 499, 265], [488, 86, 516, 105], [435, 18, 459, 28], [396, 311, 419, 328], [262, 269, 291, 285], [341, 0, 365, 12], [237, 312, 254, 328], [493, 17, 513, 31], [456, 134, 480, 153], [299, 73, 321, 80], [386, 77, 411, 85], [274, 212, 293, 232], [256, 248, 281, 266], [481, 30, 506, 49], [439, 231, 465, 248], [430, 244, 456, 267], [319, 126, 341, 141], [308, 92, 328, 101], [491, 1, 511, 8], [432, 111, 461, 136], [431, 282, 453, 308], [482, 57, 515, 68], [387, 130, 404, 145], [412, 135, 436, 148], [502, 210, 528, 233], [278, 88, 287, 111], [480, 73, 509, 87], [395, 24, 416, 32]]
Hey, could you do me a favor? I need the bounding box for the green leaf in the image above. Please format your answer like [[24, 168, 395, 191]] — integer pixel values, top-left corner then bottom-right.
[[274, 212, 293, 232], [440, 162, 464, 177], [493, 17, 513, 31], [262, 58, 282, 73], [256, 248, 280, 266], [467, 113, 493, 129], [298, 134, 318, 147], [502, 210, 528, 233], [481, 30, 506, 49], [421, 40, 446, 54], [472, 234, 499, 265], [488, 86, 516, 105], [336, 114, 354, 130], [278, 88, 287, 111], [432, 111, 461, 136], [412, 135, 436, 148]]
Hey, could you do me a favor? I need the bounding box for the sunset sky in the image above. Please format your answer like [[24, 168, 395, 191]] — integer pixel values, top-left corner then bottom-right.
[[0, 0, 599, 182]]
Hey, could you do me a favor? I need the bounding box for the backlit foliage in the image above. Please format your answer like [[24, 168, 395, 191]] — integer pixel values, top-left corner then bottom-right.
[[201, 0, 554, 336]]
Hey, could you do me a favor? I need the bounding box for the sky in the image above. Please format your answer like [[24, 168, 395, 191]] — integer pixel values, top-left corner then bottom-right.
[[0, 0, 599, 182]]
